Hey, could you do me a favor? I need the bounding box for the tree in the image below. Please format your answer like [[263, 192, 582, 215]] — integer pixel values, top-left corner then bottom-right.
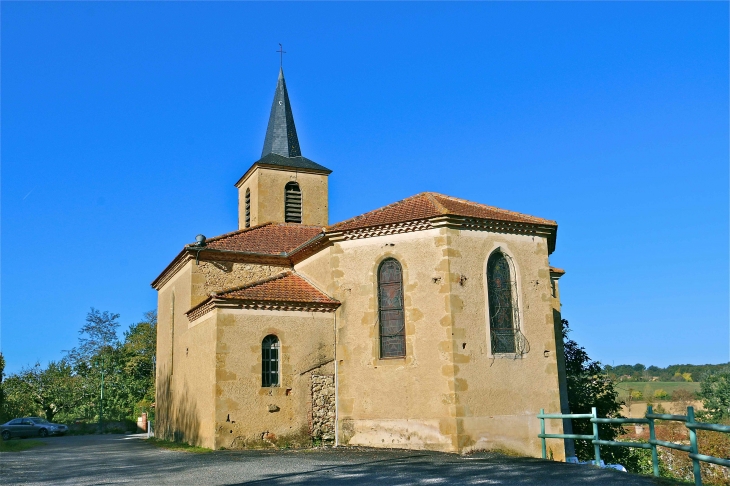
[[698, 369, 730, 422], [122, 311, 157, 419], [0, 352, 6, 422], [563, 319, 634, 466], [68, 308, 120, 364], [65, 308, 121, 424], [3, 360, 79, 422]]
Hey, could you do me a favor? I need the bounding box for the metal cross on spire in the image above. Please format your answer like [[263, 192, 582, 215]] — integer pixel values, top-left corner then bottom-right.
[[277, 43, 286, 68]]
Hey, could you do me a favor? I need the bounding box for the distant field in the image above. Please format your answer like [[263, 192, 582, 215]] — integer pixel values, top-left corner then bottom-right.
[[615, 381, 701, 401]]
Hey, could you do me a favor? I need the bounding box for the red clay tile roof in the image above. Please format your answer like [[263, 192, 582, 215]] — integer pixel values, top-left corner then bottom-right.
[[215, 271, 339, 305], [326, 192, 556, 232], [549, 266, 566, 276], [202, 223, 323, 255]]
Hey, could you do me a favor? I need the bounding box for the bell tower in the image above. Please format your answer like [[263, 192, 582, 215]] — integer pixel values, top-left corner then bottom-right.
[[235, 68, 331, 229]]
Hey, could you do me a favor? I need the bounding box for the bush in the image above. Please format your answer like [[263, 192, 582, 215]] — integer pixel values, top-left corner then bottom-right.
[[631, 390, 643, 401], [653, 389, 668, 400]]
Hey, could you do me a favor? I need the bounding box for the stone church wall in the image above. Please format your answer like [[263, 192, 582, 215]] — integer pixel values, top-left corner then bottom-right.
[[191, 261, 289, 307], [155, 261, 218, 449], [213, 309, 335, 450], [430, 228, 565, 458], [298, 226, 565, 457], [325, 228, 459, 452]]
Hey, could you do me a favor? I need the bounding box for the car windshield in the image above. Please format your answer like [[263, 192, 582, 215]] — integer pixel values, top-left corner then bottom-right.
[[30, 418, 49, 424]]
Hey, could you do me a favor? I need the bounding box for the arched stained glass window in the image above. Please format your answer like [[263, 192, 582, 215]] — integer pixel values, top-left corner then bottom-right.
[[245, 188, 251, 228], [378, 258, 405, 358], [487, 251, 517, 354], [262, 335, 280, 387], [284, 182, 302, 223]]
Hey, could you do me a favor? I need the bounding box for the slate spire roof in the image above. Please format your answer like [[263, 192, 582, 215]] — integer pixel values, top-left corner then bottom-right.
[[261, 68, 301, 158]]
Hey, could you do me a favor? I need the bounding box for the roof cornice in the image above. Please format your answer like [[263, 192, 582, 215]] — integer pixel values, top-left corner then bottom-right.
[[324, 215, 558, 254], [150, 247, 291, 290], [235, 163, 331, 188]]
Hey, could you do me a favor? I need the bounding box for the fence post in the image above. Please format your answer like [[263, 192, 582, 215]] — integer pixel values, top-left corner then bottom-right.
[[646, 405, 659, 477], [591, 407, 601, 466], [540, 409, 547, 459], [687, 406, 702, 486]]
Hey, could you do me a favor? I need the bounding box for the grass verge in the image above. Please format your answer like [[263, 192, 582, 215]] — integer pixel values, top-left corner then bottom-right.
[[0, 439, 46, 453], [145, 437, 212, 453]]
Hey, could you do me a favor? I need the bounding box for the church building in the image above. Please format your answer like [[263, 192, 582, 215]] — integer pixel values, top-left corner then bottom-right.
[[152, 67, 570, 457]]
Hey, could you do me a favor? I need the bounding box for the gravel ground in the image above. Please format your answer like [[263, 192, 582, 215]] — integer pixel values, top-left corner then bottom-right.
[[0, 434, 671, 485]]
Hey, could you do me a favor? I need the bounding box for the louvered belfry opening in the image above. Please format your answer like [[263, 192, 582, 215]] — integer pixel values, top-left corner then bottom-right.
[[284, 182, 302, 223], [245, 188, 251, 228]]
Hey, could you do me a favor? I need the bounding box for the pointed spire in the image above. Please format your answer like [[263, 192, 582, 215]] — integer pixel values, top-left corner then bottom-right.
[[261, 68, 301, 158]]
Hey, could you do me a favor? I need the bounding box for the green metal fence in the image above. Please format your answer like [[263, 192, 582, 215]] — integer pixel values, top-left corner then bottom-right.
[[537, 406, 730, 486]]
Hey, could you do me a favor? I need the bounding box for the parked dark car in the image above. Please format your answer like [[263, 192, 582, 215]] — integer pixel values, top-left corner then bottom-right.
[[0, 417, 68, 440]]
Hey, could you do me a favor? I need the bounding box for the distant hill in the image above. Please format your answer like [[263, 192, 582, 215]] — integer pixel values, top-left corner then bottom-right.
[[604, 362, 730, 382]]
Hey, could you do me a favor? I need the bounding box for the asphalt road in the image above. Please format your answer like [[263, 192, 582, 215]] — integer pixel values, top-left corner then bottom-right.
[[0, 434, 670, 485]]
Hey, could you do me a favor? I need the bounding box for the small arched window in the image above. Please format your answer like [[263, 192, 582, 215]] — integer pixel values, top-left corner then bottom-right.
[[378, 258, 405, 358], [262, 335, 280, 387], [487, 250, 516, 354], [245, 188, 251, 228], [284, 182, 302, 223]]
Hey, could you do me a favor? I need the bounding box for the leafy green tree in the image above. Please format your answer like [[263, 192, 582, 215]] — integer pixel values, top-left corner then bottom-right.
[[563, 319, 637, 468], [0, 352, 6, 422], [122, 311, 156, 419], [66, 308, 121, 423], [3, 360, 78, 422], [698, 369, 730, 422]]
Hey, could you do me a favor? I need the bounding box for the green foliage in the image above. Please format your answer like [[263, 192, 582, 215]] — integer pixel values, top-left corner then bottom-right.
[[562, 319, 632, 467], [0, 352, 6, 422], [605, 362, 729, 383], [2, 309, 156, 426], [616, 381, 700, 404], [653, 389, 668, 400], [2, 360, 79, 422], [698, 369, 730, 422], [630, 390, 643, 400]]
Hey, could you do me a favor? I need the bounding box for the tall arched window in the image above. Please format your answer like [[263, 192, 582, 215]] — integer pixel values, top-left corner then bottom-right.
[[378, 258, 405, 358], [487, 250, 517, 353], [284, 182, 302, 223], [262, 335, 280, 387], [245, 188, 251, 228]]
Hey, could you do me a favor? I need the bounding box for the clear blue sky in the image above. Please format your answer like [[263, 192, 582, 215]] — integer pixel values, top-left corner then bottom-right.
[[2, 2, 728, 374]]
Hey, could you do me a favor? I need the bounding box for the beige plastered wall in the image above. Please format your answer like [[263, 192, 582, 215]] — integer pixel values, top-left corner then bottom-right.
[[156, 257, 294, 449], [156, 261, 217, 448], [296, 227, 565, 456], [237, 167, 329, 228], [446, 229, 565, 459], [212, 308, 335, 449], [298, 229, 460, 452]]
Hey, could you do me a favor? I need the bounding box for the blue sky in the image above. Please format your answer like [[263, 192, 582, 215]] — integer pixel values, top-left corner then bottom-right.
[[2, 2, 728, 374]]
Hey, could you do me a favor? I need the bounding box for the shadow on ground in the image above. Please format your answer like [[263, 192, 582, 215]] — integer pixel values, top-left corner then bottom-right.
[[0, 434, 674, 486]]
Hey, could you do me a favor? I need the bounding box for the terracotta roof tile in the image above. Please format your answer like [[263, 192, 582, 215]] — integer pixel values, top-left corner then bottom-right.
[[216, 271, 338, 305], [327, 192, 556, 232], [202, 223, 323, 255], [549, 266, 566, 276]]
